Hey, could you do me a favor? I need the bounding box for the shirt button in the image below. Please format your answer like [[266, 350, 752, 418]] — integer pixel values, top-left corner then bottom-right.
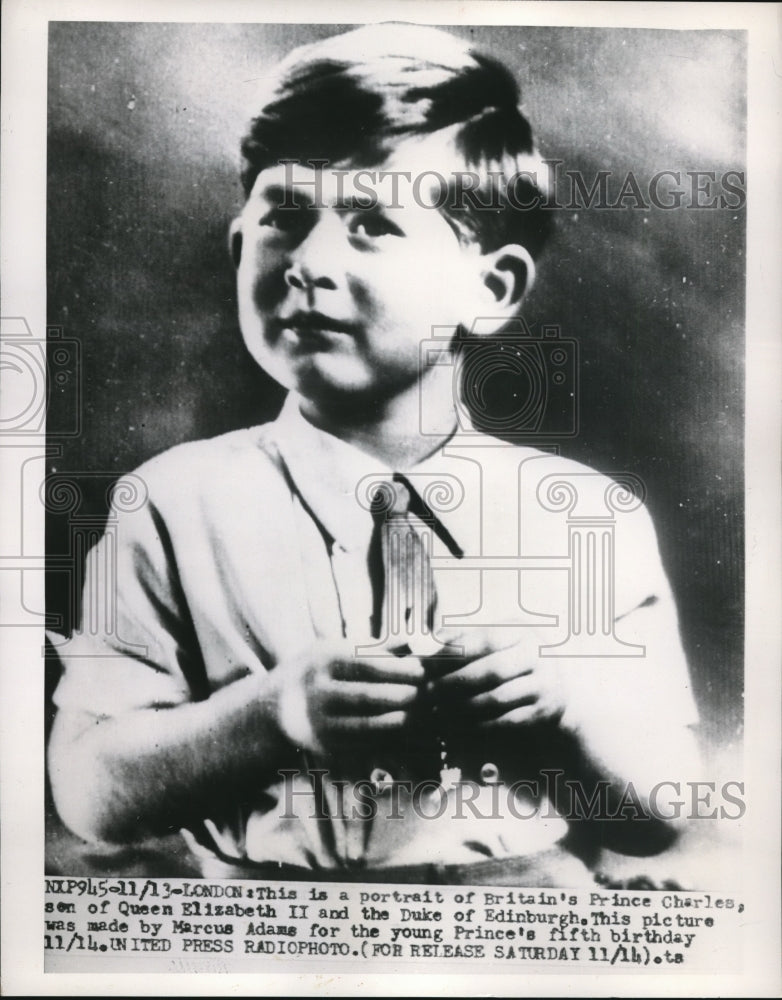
[[480, 762, 500, 784]]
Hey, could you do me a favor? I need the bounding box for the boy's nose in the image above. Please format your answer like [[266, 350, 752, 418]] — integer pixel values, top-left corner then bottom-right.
[[284, 216, 342, 292], [284, 261, 336, 292]]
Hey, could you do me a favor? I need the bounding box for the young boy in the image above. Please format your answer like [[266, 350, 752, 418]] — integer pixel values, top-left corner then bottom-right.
[[49, 23, 700, 885]]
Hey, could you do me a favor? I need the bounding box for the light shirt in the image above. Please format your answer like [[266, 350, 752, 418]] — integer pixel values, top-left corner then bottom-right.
[[53, 393, 698, 872]]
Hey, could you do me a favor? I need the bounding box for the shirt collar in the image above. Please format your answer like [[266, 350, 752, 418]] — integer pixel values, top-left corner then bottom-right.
[[270, 392, 470, 555]]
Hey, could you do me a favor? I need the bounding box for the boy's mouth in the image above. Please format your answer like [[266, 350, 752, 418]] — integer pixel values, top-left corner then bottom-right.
[[276, 310, 358, 347]]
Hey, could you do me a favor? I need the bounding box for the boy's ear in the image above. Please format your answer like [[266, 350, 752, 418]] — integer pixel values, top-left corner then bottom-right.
[[479, 243, 536, 313], [229, 218, 243, 269]]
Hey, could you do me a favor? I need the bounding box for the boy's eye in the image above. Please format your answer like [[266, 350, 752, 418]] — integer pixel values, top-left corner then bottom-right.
[[348, 212, 403, 240], [258, 205, 307, 233]]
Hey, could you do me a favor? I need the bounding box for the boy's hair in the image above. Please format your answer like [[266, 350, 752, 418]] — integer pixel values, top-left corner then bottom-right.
[[240, 24, 553, 260]]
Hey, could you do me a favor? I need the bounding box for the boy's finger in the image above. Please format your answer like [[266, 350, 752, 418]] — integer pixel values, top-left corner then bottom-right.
[[468, 676, 538, 716], [323, 680, 421, 713], [476, 703, 544, 728], [433, 648, 533, 695], [422, 645, 470, 679], [331, 711, 410, 732], [331, 655, 424, 683]]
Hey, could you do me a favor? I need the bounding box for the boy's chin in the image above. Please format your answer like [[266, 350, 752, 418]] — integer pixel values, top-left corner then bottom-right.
[[293, 375, 385, 414], [287, 358, 416, 410]]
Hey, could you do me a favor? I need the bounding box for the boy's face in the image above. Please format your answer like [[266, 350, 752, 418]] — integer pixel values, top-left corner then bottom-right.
[[233, 137, 495, 410]]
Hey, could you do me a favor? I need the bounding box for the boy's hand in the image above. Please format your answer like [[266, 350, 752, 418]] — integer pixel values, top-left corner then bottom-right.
[[427, 627, 567, 729], [273, 639, 425, 755]]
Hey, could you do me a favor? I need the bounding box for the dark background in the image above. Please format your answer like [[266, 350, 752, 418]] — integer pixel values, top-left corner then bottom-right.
[[46, 22, 745, 872]]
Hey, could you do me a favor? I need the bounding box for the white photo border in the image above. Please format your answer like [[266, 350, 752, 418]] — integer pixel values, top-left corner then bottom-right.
[[1, 0, 779, 995]]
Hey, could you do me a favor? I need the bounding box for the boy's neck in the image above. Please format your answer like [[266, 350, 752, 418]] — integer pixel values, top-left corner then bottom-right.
[[298, 375, 458, 470]]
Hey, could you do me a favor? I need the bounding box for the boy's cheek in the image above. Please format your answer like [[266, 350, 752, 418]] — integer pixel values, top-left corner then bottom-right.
[[244, 262, 287, 315]]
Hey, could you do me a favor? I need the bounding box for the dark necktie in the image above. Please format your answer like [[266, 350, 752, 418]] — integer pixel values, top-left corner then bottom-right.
[[335, 477, 464, 866], [368, 473, 463, 649], [366, 474, 463, 782]]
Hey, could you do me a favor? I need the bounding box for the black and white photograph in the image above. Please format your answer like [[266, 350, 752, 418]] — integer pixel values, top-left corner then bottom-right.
[[1, 0, 779, 995]]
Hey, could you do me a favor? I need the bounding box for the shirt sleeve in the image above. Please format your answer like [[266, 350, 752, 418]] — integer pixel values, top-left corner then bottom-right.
[[558, 493, 700, 735], [51, 473, 199, 718], [516, 452, 700, 735]]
